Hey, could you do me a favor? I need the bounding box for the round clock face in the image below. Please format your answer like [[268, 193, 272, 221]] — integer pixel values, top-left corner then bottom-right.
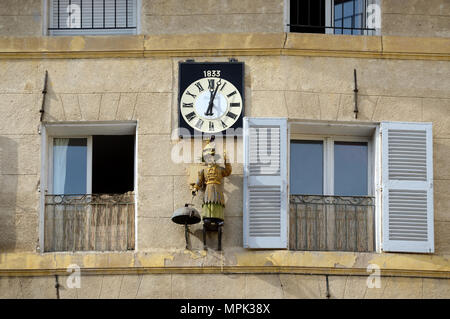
[[180, 77, 243, 133]]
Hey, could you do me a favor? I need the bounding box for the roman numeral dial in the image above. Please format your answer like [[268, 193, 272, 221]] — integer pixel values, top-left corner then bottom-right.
[[180, 77, 243, 133]]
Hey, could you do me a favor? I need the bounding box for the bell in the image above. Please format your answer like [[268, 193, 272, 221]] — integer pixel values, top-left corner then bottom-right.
[[171, 204, 201, 249], [171, 204, 201, 225]]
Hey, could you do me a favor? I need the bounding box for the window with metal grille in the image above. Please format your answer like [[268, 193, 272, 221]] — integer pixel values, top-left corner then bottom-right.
[[42, 123, 137, 252], [289, 137, 374, 252], [48, 0, 137, 36], [244, 119, 434, 253], [287, 0, 378, 35]]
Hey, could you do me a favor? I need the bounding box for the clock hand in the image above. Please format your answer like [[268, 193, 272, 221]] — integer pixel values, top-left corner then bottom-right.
[[205, 79, 221, 116], [205, 84, 215, 116]]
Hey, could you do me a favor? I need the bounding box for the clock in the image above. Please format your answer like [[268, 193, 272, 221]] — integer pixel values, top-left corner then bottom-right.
[[178, 61, 244, 135]]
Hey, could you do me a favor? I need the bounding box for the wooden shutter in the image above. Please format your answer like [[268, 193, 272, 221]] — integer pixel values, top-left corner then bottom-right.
[[49, 0, 137, 35], [381, 122, 434, 253], [243, 118, 288, 248]]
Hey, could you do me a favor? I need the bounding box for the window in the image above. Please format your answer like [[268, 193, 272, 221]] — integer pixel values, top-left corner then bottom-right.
[[288, 134, 372, 252], [287, 0, 379, 35], [334, 0, 365, 35], [289, 141, 323, 195], [290, 139, 369, 196], [52, 137, 89, 195], [243, 118, 434, 254], [334, 141, 368, 195], [289, 0, 326, 33], [47, 0, 138, 36], [41, 122, 137, 252], [49, 135, 134, 194]]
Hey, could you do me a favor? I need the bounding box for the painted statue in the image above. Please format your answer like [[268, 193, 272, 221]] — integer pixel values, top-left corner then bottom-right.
[[191, 138, 232, 222]]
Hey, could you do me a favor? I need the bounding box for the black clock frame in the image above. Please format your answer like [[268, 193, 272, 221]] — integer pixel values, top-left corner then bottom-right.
[[178, 61, 245, 137]]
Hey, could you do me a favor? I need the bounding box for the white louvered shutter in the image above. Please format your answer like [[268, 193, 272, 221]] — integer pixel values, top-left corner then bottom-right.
[[49, 0, 137, 36], [381, 122, 434, 253], [243, 118, 288, 248]]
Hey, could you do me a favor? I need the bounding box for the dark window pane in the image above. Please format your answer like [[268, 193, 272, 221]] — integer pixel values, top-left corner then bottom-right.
[[290, 141, 323, 195], [92, 135, 135, 194], [53, 138, 87, 195], [334, 141, 368, 196], [290, 0, 326, 33]]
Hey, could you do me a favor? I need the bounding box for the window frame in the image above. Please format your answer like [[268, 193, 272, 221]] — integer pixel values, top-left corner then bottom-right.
[[246, 119, 433, 253], [284, 0, 381, 35], [39, 121, 138, 253], [44, 0, 141, 36], [290, 134, 373, 196], [288, 121, 381, 252], [47, 135, 92, 195]]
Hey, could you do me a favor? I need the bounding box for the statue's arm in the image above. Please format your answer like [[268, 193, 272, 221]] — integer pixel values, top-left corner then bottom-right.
[[192, 169, 205, 192], [222, 152, 232, 177]]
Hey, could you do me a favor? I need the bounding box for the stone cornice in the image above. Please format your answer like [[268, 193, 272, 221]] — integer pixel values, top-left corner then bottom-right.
[[0, 251, 449, 278], [0, 33, 448, 61]]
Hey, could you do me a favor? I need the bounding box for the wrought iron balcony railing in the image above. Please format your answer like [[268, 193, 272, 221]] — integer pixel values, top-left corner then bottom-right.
[[289, 195, 375, 252], [48, 0, 137, 34], [44, 193, 135, 252]]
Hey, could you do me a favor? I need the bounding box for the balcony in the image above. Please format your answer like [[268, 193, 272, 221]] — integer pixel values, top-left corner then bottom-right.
[[44, 193, 135, 252], [289, 195, 375, 252]]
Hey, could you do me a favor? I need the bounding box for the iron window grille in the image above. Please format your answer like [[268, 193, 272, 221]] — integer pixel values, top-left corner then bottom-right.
[[288, 0, 377, 35], [44, 193, 135, 252], [290, 195, 375, 252], [48, 0, 137, 35]]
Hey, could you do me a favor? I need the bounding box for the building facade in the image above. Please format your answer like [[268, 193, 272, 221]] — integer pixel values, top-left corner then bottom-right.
[[0, 0, 449, 298]]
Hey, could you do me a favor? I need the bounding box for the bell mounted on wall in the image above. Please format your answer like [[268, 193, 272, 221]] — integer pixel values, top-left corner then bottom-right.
[[171, 203, 201, 250]]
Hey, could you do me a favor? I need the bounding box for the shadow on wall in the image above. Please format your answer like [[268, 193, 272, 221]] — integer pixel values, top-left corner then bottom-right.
[[43, 73, 63, 123], [0, 136, 18, 254]]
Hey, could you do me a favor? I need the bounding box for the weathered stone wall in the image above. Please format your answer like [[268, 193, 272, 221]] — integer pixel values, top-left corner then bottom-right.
[[0, 30, 449, 298], [0, 0, 285, 37], [382, 0, 450, 37], [0, 53, 449, 255], [141, 0, 284, 34], [0, 0, 42, 37], [1, 273, 449, 299], [0, 1, 449, 38]]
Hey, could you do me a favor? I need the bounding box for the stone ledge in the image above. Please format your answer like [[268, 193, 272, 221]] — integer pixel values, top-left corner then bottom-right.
[[0, 35, 145, 53], [0, 250, 448, 278], [285, 33, 382, 53], [382, 36, 450, 55], [144, 32, 285, 51], [0, 33, 448, 61]]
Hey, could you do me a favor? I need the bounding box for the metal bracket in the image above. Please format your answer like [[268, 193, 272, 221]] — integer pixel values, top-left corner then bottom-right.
[[353, 69, 359, 119], [39, 70, 48, 122], [184, 223, 190, 250]]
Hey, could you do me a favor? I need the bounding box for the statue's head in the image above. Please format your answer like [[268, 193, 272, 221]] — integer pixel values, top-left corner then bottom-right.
[[203, 142, 216, 164], [202, 136, 219, 165]]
